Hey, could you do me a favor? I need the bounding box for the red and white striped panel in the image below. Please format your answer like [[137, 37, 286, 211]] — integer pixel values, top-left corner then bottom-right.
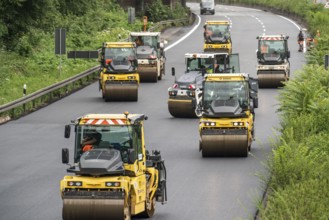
[[84, 119, 126, 125], [261, 37, 282, 41]]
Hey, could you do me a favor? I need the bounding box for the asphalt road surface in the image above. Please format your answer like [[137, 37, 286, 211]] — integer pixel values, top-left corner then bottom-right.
[[0, 3, 306, 220]]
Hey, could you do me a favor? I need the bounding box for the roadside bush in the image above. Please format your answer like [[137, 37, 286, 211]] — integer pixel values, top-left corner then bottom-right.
[[259, 177, 329, 220]]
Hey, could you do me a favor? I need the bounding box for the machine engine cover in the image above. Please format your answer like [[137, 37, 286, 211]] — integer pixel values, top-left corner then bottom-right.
[[78, 149, 124, 176], [260, 53, 284, 65], [205, 99, 246, 118], [136, 46, 156, 59], [175, 71, 204, 88]]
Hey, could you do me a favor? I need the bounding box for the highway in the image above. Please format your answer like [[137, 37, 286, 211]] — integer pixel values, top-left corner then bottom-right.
[[0, 3, 306, 220]]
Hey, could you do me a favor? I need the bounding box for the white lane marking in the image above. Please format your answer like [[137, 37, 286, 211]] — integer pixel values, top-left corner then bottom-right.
[[164, 14, 201, 51], [278, 15, 306, 53], [252, 16, 266, 35], [224, 15, 233, 30], [278, 15, 301, 30]]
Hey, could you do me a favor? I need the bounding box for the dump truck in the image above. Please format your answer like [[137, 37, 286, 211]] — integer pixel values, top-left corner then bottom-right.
[[256, 35, 290, 88], [203, 21, 232, 54], [60, 112, 167, 220], [194, 73, 258, 157], [129, 32, 166, 82], [99, 42, 139, 101], [168, 52, 240, 118]]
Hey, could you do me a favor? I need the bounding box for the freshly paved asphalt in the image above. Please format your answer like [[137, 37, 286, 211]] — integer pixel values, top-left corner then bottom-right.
[[0, 3, 306, 220]]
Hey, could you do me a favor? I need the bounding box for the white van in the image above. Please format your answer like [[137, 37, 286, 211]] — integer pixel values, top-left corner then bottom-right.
[[200, 0, 215, 15]]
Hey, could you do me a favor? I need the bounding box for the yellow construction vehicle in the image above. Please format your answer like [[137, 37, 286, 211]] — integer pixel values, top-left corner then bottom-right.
[[194, 73, 258, 157], [256, 35, 290, 88], [168, 52, 240, 118], [129, 32, 166, 82], [203, 21, 232, 54], [60, 112, 167, 220], [99, 42, 139, 101]]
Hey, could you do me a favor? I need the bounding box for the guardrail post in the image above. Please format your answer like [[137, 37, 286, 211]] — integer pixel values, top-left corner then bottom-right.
[[325, 54, 329, 70], [23, 84, 27, 96]]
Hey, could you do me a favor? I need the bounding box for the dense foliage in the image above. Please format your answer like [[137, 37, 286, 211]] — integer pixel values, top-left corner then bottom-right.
[[0, 0, 188, 105]]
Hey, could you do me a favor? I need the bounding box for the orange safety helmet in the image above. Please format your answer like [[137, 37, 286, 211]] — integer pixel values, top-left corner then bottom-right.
[[82, 144, 94, 152]]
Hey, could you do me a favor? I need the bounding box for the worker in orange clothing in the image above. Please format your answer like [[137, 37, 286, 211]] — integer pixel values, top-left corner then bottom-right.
[[81, 131, 101, 152]]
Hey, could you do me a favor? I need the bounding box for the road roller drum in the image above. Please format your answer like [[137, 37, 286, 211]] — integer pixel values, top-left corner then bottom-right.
[[168, 99, 197, 118], [63, 198, 128, 220], [257, 71, 286, 88], [201, 129, 249, 157], [138, 66, 158, 82], [104, 83, 138, 101]]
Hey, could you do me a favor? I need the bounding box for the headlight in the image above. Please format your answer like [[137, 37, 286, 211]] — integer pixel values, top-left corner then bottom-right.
[[128, 76, 135, 80], [67, 181, 82, 187], [108, 76, 115, 80], [105, 182, 121, 187], [232, 122, 244, 126], [168, 91, 177, 96], [204, 122, 216, 126]]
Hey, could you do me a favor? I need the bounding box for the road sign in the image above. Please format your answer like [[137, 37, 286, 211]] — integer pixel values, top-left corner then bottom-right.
[[55, 28, 66, 55]]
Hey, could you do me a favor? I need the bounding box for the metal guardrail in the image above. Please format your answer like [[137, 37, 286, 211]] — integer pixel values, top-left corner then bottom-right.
[[0, 15, 193, 120], [149, 18, 190, 32], [0, 66, 100, 114]]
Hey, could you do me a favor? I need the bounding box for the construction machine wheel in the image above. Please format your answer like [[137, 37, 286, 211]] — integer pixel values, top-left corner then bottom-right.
[[104, 83, 138, 101], [123, 198, 131, 220], [257, 72, 286, 88], [168, 99, 197, 118], [62, 198, 125, 220], [139, 197, 156, 218], [158, 66, 164, 80], [201, 133, 248, 157]]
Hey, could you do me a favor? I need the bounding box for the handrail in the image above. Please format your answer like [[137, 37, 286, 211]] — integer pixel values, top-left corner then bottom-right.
[[0, 66, 100, 114], [148, 18, 190, 32]]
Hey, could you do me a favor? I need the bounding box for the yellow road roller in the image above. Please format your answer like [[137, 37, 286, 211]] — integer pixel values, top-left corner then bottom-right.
[[195, 73, 258, 157], [168, 52, 240, 118], [256, 35, 290, 88], [99, 42, 139, 101], [203, 21, 232, 54], [129, 32, 166, 82], [60, 112, 167, 220]]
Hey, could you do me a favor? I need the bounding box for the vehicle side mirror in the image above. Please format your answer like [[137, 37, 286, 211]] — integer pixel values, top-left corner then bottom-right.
[[172, 67, 175, 76], [252, 96, 258, 108], [62, 148, 69, 164], [256, 50, 261, 59], [287, 51, 290, 59], [128, 149, 136, 164], [64, 125, 71, 138]]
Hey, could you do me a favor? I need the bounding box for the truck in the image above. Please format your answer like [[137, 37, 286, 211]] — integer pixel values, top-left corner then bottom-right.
[[200, 0, 215, 15], [60, 112, 167, 220], [129, 32, 166, 82], [195, 73, 258, 157], [256, 35, 290, 88], [99, 42, 139, 101], [168, 52, 240, 118], [203, 21, 232, 54]]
